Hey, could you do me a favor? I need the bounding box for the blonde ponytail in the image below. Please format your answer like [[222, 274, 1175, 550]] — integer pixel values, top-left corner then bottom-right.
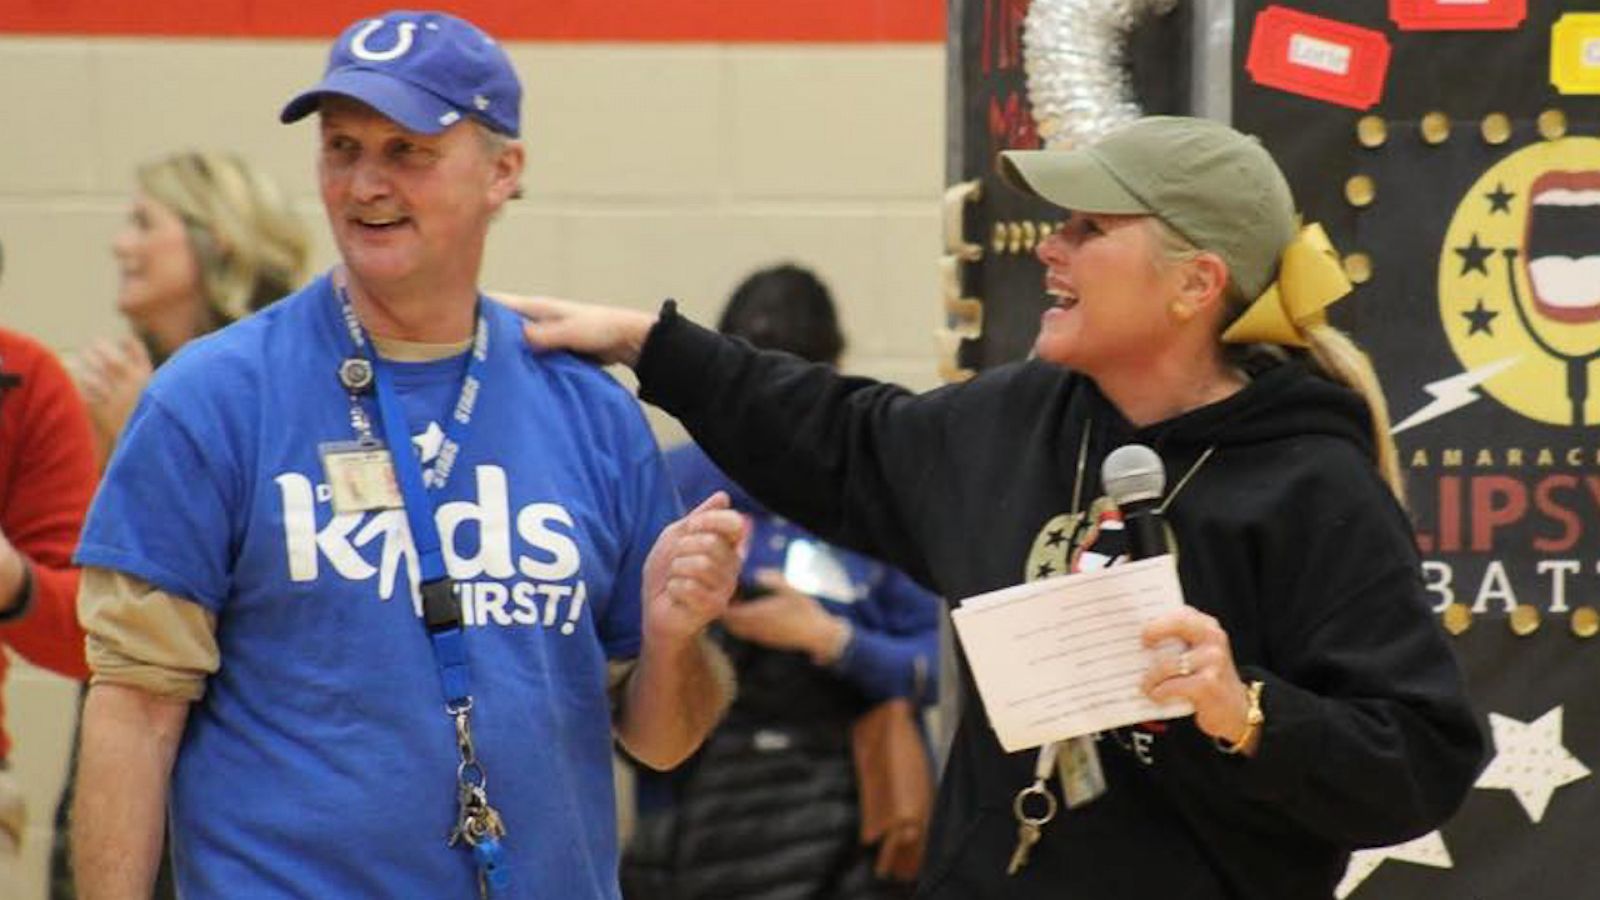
[[1301, 323, 1406, 507]]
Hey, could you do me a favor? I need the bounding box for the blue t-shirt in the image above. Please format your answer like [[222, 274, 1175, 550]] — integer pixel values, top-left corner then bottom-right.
[[77, 274, 679, 899]]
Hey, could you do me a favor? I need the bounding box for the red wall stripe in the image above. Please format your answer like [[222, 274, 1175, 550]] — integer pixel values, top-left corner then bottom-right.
[[0, 1, 945, 42]]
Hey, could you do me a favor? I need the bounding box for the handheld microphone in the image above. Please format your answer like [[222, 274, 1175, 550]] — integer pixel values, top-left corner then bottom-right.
[[1101, 444, 1167, 560], [1107, 445, 1196, 669], [1102, 444, 1186, 667]]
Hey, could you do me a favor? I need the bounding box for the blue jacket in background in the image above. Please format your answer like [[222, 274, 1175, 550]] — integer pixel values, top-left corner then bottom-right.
[[666, 442, 941, 706]]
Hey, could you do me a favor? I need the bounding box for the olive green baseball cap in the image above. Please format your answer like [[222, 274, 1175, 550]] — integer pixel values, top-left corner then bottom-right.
[[999, 116, 1296, 302]]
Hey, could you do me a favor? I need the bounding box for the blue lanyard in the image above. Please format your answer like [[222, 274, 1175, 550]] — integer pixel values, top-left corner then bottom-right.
[[333, 284, 489, 680], [333, 282, 509, 896]]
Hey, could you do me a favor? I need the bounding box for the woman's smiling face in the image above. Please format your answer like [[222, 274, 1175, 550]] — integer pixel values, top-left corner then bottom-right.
[[1032, 212, 1188, 376]]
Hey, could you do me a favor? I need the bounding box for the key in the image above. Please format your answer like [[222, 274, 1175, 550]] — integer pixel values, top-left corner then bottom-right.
[[474, 803, 507, 841], [452, 791, 510, 848], [1007, 779, 1056, 876], [1007, 820, 1041, 875], [449, 785, 491, 847]]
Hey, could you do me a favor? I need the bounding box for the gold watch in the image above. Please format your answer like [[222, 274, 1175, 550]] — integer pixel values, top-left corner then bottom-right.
[[1216, 679, 1265, 755]]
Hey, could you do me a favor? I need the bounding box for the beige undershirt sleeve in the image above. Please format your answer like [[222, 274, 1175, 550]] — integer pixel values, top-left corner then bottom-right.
[[607, 659, 638, 719], [78, 567, 220, 701]]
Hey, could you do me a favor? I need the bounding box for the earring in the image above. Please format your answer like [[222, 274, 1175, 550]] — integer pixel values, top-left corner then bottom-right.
[[1169, 301, 1195, 323]]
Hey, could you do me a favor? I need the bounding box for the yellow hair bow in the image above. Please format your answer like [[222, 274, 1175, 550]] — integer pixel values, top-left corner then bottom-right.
[[1221, 223, 1352, 348]]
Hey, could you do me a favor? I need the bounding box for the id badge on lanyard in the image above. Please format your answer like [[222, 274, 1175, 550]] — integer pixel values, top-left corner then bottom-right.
[[320, 439, 403, 514]]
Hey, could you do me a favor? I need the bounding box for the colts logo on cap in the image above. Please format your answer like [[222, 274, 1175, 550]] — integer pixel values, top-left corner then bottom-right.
[[350, 19, 417, 62]]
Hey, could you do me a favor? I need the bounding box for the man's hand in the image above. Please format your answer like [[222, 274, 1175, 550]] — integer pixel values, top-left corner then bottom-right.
[[494, 293, 657, 368], [616, 494, 747, 769], [641, 492, 748, 648], [722, 570, 848, 664]]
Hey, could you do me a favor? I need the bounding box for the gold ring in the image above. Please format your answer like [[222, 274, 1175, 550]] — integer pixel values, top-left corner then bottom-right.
[[1177, 652, 1193, 678]]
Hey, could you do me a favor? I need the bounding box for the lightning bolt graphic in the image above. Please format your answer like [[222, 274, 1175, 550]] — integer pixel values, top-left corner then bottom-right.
[[1390, 357, 1521, 435]]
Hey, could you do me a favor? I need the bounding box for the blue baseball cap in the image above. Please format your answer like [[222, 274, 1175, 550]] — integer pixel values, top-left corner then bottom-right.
[[281, 10, 520, 137]]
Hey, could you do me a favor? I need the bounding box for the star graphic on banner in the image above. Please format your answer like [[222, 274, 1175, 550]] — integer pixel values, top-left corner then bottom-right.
[[1335, 830, 1452, 899], [1045, 528, 1067, 548], [413, 421, 445, 465], [1462, 299, 1499, 336], [1454, 234, 1493, 276], [1475, 706, 1591, 823], [1484, 182, 1515, 214], [1034, 561, 1056, 579]]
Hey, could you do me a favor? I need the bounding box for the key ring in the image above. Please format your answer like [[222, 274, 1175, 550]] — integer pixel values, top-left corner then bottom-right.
[[458, 759, 489, 791], [1012, 780, 1059, 827]]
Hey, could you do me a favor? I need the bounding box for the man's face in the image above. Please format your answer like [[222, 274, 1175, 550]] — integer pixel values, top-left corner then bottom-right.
[[317, 96, 522, 294]]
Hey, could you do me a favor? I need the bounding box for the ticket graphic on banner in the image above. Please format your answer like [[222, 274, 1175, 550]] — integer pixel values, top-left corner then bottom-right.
[[1551, 13, 1600, 95], [1247, 6, 1391, 109], [1391, 0, 1527, 32]]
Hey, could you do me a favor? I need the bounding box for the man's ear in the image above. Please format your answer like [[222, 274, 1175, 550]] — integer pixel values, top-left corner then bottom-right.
[[488, 140, 525, 207]]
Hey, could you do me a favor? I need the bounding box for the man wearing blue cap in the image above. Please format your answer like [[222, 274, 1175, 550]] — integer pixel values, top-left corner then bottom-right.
[[70, 11, 745, 899]]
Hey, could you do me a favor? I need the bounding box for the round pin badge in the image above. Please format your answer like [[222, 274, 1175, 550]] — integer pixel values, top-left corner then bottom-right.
[[339, 357, 375, 393]]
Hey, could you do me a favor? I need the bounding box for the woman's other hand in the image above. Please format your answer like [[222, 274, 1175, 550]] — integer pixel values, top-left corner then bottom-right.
[[1140, 607, 1260, 756]]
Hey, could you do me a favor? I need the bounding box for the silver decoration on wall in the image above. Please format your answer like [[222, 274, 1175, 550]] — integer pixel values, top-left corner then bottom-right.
[[1023, 0, 1181, 149], [1189, 0, 1234, 122]]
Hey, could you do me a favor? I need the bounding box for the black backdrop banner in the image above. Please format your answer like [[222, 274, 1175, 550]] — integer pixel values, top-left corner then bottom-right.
[[947, 1, 1600, 896]]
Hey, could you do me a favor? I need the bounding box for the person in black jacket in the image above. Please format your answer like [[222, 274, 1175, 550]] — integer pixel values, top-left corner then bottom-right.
[[507, 116, 1485, 899]]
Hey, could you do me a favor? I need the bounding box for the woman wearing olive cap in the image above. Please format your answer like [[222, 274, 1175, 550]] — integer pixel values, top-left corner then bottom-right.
[[508, 116, 1484, 899]]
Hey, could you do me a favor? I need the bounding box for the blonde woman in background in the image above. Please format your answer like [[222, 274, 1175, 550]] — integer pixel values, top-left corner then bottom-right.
[[75, 151, 309, 463], [53, 150, 306, 900]]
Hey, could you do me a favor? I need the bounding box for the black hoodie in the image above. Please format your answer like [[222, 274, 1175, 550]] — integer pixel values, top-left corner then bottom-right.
[[637, 306, 1484, 899]]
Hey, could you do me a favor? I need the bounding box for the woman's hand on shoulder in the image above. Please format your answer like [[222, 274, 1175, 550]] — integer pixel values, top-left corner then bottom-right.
[[493, 292, 657, 368]]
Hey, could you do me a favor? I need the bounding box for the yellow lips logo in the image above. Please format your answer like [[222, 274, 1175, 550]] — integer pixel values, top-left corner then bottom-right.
[[1439, 137, 1600, 426]]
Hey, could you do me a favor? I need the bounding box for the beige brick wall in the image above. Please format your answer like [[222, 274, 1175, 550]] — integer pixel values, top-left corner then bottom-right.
[[0, 36, 945, 899]]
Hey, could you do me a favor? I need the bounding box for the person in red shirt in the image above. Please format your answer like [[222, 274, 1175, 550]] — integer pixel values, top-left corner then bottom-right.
[[0, 326, 98, 701], [0, 323, 98, 871]]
